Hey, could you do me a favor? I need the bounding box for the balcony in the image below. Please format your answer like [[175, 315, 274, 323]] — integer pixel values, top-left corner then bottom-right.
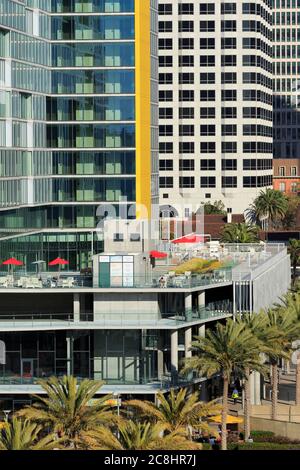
[[98, 268, 232, 289], [0, 374, 202, 393], [0, 273, 92, 289], [0, 308, 232, 330], [0, 269, 232, 290]]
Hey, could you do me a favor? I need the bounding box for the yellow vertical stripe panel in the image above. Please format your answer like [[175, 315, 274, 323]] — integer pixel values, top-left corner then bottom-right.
[[135, 0, 151, 219]]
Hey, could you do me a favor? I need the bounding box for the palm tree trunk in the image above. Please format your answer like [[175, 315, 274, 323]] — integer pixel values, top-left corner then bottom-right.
[[244, 368, 251, 441], [271, 362, 278, 420], [296, 353, 300, 406], [221, 374, 229, 451]]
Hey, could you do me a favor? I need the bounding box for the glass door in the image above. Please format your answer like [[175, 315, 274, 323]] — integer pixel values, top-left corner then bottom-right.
[[21, 359, 34, 380]]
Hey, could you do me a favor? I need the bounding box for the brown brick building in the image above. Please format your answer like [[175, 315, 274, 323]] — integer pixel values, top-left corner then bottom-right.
[[273, 159, 300, 194]]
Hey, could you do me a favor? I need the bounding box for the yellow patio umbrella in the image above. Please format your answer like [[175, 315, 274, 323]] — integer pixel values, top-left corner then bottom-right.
[[208, 414, 244, 424]]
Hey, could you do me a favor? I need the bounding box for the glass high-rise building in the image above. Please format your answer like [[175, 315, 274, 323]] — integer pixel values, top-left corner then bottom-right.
[[0, 0, 158, 269]]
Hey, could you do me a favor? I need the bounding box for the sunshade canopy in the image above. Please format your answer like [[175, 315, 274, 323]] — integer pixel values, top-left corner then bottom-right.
[[2, 257, 23, 266], [149, 250, 167, 259], [208, 415, 244, 424], [48, 257, 69, 266], [171, 234, 204, 244]]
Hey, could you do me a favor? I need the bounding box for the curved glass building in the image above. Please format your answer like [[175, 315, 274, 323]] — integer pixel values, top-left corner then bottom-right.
[[0, 0, 158, 269]]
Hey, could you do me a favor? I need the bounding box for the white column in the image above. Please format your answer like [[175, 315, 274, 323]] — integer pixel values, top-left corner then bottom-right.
[[198, 291, 205, 308], [33, 10, 40, 37], [5, 59, 12, 88], [171, 330, 178, 376], [254, 371, 261, 405], [5, 120, 12, 147], [185, 327, 192, 358], [157, 332, 164, 379], [73, 293, 80, 322], [250, 371, 261, 405], [94, 331, 102, 380], [198, 324, 205, 338], [185, 293, 192, 310], [66, 333, 73, 376]]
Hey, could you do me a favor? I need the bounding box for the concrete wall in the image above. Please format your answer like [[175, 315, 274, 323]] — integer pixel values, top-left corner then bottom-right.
[[251, 404, 300, 423], [251, 416, 300, 440], [93, 292, 159, 318]]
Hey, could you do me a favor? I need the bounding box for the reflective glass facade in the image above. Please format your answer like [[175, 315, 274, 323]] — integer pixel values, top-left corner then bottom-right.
[[0, 330, 158, 386], [0, 0, 158, 269]]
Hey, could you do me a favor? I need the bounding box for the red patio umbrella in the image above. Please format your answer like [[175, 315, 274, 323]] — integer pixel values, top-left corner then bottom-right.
[[149, 250, 167, 259], [48, 257, 69, 278], [2, 257, 24, 276], [171, 233, 204, 244], [48, 257, 69, 266], [2, 257, 24, 266]]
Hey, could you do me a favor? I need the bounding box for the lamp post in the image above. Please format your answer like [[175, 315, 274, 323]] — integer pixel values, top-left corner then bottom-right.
[[113, 392, 121, 439], [3, 409, 11, 421]]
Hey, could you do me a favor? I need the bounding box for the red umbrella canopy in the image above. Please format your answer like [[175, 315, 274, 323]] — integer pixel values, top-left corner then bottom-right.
[[150, 250, 168, 259], [171, 234, 204, 244], [48, 257, 69, 266], [2, 257, 23, 266]]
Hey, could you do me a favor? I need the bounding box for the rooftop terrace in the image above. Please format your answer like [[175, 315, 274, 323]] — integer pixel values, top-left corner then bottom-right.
[[0, 243, 286, 291]]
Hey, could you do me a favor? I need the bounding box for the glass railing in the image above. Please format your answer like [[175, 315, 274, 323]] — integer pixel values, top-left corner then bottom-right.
[[101, 268, 232, 289], [0, 268, 232, 290], [0, 309, 232, 326], [0, 374, 198, 388], [168, 307, 232, 323], [0, 375, 88, 386], [0, 312, 92, 326], [0, 273, 92, 289]]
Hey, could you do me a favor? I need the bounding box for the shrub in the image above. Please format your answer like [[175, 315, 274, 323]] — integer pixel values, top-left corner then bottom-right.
[[250, 430, 300, 445], [228, 442, 300, 451], [202, 443, 211, 451], [250, 430, 274, 439], [227, 432, 239, 444], [173, 258, 222, 275]]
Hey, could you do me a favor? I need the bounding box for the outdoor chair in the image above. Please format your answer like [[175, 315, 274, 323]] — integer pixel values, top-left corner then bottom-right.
[[62, 277, 75, 288], [16, 276, 27, 288], [0, 277, 8, 288], [24, 277, 42, 288]]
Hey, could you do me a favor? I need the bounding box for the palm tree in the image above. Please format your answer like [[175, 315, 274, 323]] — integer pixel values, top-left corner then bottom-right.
[[0, 418, 58, 450], [182, 319, 261, 450], [288, 239, 300, 284], [220, 223, 260, 243], [237, 312, 269, 441], [124, 388, 221, 438], [247, 188, 288, 230], [83, 421, 202, 450], [275, 292, 300, 406], [17, 376, 116, 449], [264, 308, 300, 419]]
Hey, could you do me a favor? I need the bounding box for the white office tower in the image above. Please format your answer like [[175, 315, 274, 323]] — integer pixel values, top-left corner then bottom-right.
[[158, 0, 273, 217]]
